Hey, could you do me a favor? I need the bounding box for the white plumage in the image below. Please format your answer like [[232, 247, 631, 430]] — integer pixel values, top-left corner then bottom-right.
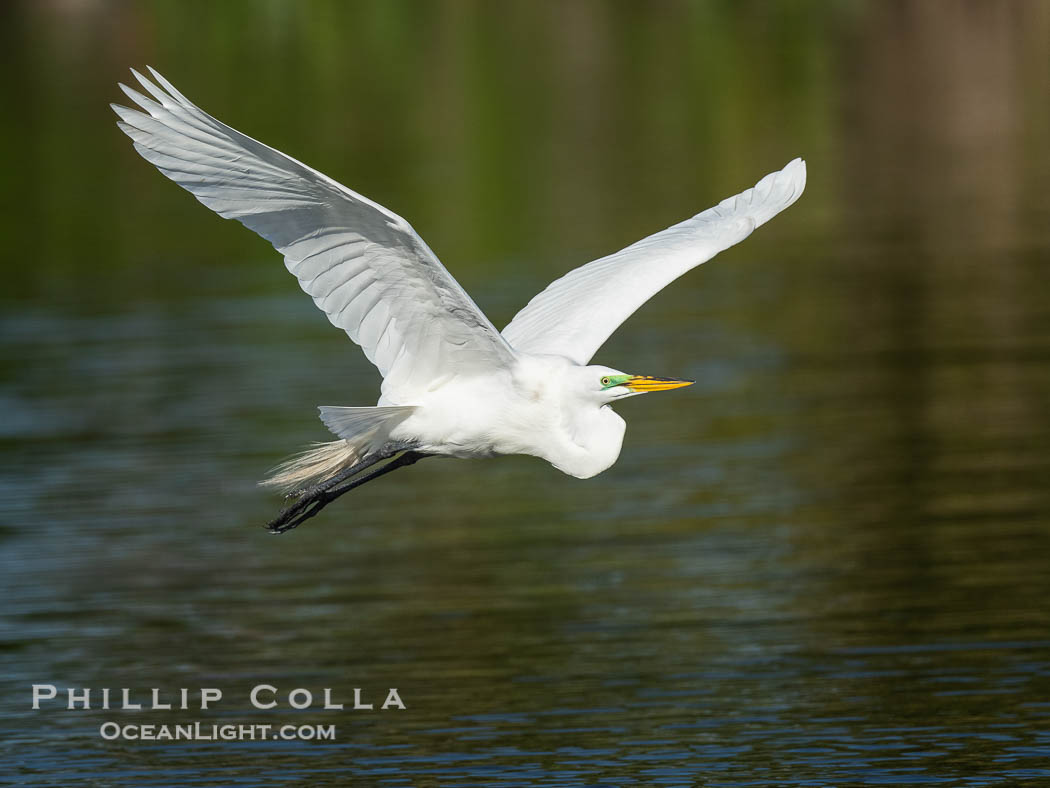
[[112, 68, 806, 532]]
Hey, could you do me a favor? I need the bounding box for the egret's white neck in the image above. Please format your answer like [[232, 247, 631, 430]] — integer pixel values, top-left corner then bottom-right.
[[552, 403, 626, 479], [502, 353, 628, 479]]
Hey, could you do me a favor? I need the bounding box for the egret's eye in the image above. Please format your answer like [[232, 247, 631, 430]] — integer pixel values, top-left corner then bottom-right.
[[600, 376, 611, 387]]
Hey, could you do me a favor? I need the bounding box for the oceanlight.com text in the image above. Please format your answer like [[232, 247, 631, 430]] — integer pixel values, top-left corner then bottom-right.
[[98, 721, 337, 742]]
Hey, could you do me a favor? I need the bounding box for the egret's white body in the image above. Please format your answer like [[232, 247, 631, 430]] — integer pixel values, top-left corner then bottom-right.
[[112, 68, 806, 529], [391, 356, 630, 479]]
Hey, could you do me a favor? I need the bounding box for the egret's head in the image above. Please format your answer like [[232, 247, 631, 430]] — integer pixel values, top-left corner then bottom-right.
[[585, 365, 694, 404]]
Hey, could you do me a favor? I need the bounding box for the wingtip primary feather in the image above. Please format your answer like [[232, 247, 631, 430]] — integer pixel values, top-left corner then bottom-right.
[[751, 157, 808, 221], [783, 157, 807, 194], [146, 65, 196, 107], [118, 81, 161, 115], [780, 157, 807, 210], [130, 66, 176, 108]]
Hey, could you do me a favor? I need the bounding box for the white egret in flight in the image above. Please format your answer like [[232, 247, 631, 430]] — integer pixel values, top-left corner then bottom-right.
[[112, 68, 806, 533]]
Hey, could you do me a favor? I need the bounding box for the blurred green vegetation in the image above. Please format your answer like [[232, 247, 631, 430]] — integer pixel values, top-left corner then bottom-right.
[[3, 0, 1047, 337], [3, 0, 844, 311]]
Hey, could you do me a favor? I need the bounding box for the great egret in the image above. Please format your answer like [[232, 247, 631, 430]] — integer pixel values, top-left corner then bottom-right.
[[112, 68, 806, 533]]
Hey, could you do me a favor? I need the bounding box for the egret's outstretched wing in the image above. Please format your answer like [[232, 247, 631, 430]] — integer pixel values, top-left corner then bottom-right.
[[502, 159, 806, 364], [112, 67, 514, 400]]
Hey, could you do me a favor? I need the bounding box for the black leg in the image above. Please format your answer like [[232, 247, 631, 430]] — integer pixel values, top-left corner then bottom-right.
[[266, 451, 427, 534]]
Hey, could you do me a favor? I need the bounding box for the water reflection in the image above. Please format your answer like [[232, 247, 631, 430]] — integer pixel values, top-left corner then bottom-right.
[[2, 1, 1050, 785]]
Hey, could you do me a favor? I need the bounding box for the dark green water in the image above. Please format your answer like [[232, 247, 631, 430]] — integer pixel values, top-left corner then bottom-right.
[[3, 2, 1050, 785]]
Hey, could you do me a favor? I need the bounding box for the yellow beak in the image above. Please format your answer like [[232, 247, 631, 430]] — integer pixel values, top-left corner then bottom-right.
[[625, 375, 695, 393]]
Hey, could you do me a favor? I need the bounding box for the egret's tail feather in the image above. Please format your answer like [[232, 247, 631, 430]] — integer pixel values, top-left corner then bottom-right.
[[260, 440, 360, 493], [260, 405, 417, 493], [317, 405, 416, 442]]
